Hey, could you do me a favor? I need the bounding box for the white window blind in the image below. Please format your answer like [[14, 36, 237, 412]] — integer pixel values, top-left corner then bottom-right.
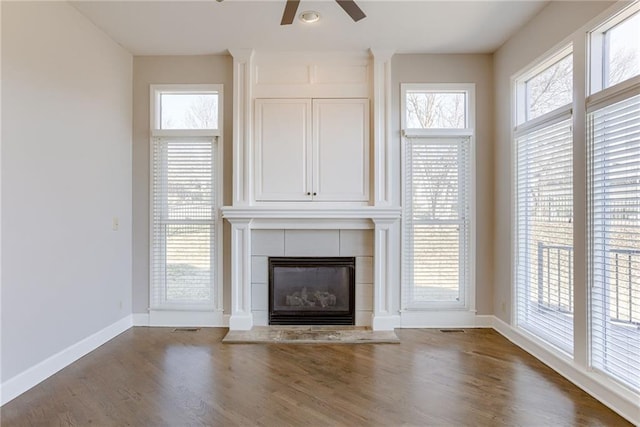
[[403, 137, 471, 309], [151, 136, 216, 309], [588, 93, 640, 392], [515, 118, 574, 354]]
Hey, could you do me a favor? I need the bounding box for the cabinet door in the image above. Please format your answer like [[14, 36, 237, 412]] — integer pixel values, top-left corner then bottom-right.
[[312, 99, 370, 202], [255, 99, 312, 201]]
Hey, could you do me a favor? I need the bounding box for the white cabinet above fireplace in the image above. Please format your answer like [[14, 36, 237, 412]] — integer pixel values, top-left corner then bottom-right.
[[254, 98, 370, 203]]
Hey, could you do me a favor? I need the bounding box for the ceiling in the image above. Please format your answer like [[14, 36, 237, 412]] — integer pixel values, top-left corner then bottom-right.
[[71, 0, 549, 56]]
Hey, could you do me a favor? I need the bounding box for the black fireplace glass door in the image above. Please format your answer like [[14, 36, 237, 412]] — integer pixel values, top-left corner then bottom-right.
[[272, 266, 350, 311], [269, 257, 355, 325]]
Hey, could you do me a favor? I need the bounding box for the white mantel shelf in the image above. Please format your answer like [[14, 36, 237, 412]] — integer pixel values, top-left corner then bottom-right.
[[221, 206, 401, 229]]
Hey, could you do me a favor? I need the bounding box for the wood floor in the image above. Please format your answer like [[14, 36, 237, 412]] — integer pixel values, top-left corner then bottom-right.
[[1, 327, 630, 426]]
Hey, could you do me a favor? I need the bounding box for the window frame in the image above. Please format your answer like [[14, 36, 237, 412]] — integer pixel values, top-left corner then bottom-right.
[[149, 84, 224, 312], [514, 45, 573, 128], [586, 91, 640, 392], [151, 84, 223, 137], [589, 2, 640, 96], [401, 83, 475, 138], [512, 44, 576, 355], [400, 83, 476, 312], [587, 3, 640, 393]]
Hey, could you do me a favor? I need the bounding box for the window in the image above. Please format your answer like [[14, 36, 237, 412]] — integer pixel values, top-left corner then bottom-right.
[[588, 4, 640, 392], [401, 84, 474, 311], [150, 85, 222, 310], [590, 4, 640, 93], [404, 90, 467, 129], [524, 54, 573, 121], [159, 92, 219, 130], [514, 47, 574, 354]]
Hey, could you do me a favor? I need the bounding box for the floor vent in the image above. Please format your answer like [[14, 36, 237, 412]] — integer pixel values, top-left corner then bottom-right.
[[172, 328, 200, 332], [439, 329, 465, 333]]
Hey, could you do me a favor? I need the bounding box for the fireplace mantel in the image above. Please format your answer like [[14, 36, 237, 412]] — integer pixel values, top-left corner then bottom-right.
[[221, 206, 401, 229], [223, 206, 401, 331]]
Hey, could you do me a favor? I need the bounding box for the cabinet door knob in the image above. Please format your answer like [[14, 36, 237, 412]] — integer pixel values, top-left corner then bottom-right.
[[313, 192, 317, 196], [306, 192, 311, 196]]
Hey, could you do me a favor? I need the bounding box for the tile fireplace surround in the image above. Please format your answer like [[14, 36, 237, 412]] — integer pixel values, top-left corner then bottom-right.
[[221, 207, 402, 330], [253, 230, 367, 326]]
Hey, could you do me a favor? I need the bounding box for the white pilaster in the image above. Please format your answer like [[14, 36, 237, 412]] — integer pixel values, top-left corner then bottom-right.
[[370, 49, 394, 206], [228, 218, 253, 330], [229, 49, 254, 206], [372, 217, 401, 330]]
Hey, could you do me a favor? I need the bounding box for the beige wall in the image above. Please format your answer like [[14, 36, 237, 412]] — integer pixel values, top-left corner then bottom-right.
[[492, 1, 614, 323], [392, 54, 495, 315], [132, 56, 233, 313], [2, 1, 132, 382]]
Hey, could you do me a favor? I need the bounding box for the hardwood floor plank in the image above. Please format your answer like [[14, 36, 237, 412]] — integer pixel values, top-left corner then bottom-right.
[[0, 327, 631, 426]]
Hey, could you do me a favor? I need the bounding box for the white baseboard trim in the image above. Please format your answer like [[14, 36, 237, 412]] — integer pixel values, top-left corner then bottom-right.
[[132, 313, 149, 326], [228, 313, 254, 330], [492, 316, 640, 425], [473, 314, 494, 327], [372, 314, 401, 330], [148, 310, 225, 327], [0, 315, 133, 406], [400, 310, 489, 328]]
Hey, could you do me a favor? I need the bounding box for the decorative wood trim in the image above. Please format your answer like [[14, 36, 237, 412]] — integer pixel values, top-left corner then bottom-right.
[[370, 49, 394, 206], [229, 49, 254, 206], [253, 51, 370, 98], [228, 218, 253, 330], [371, 217, 401, 330], [221, 206, 401, 221]]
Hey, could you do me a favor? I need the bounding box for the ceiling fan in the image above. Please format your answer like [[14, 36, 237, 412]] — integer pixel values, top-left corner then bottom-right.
[[281, 0, 366, 25]]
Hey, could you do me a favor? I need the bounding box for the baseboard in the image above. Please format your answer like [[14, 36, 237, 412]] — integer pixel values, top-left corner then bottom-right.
[[0, 315, 133, 406], [473, 314, 494, 327], [400, 310, 490, 328], [148, 310, 225, 327], [132, 313, 149, 326], [372, 314, 401, 330], [491, 316, 640, 425], [227, 313, 254, 330]]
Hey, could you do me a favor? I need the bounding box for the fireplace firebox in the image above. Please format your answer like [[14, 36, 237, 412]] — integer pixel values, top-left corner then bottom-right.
[[269, 257, 356, 325]]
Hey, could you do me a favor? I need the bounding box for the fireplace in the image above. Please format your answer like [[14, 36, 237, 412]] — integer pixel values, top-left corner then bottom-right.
[[269, 257, 356, 325]]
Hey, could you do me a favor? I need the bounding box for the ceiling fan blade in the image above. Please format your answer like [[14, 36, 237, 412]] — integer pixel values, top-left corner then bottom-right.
[[336, 0, 366, 22], [281, 0, 301, 25]]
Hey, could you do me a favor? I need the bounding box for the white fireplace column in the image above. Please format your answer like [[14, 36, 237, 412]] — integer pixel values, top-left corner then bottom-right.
[[372, 218, 401, 330], [228, 49, 254, 206], [228, 218, 253, 330], [370, 49, 394, 206]]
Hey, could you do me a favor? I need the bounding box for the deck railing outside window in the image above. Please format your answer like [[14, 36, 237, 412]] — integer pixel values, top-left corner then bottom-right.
[[537, 243, 639, 327]]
